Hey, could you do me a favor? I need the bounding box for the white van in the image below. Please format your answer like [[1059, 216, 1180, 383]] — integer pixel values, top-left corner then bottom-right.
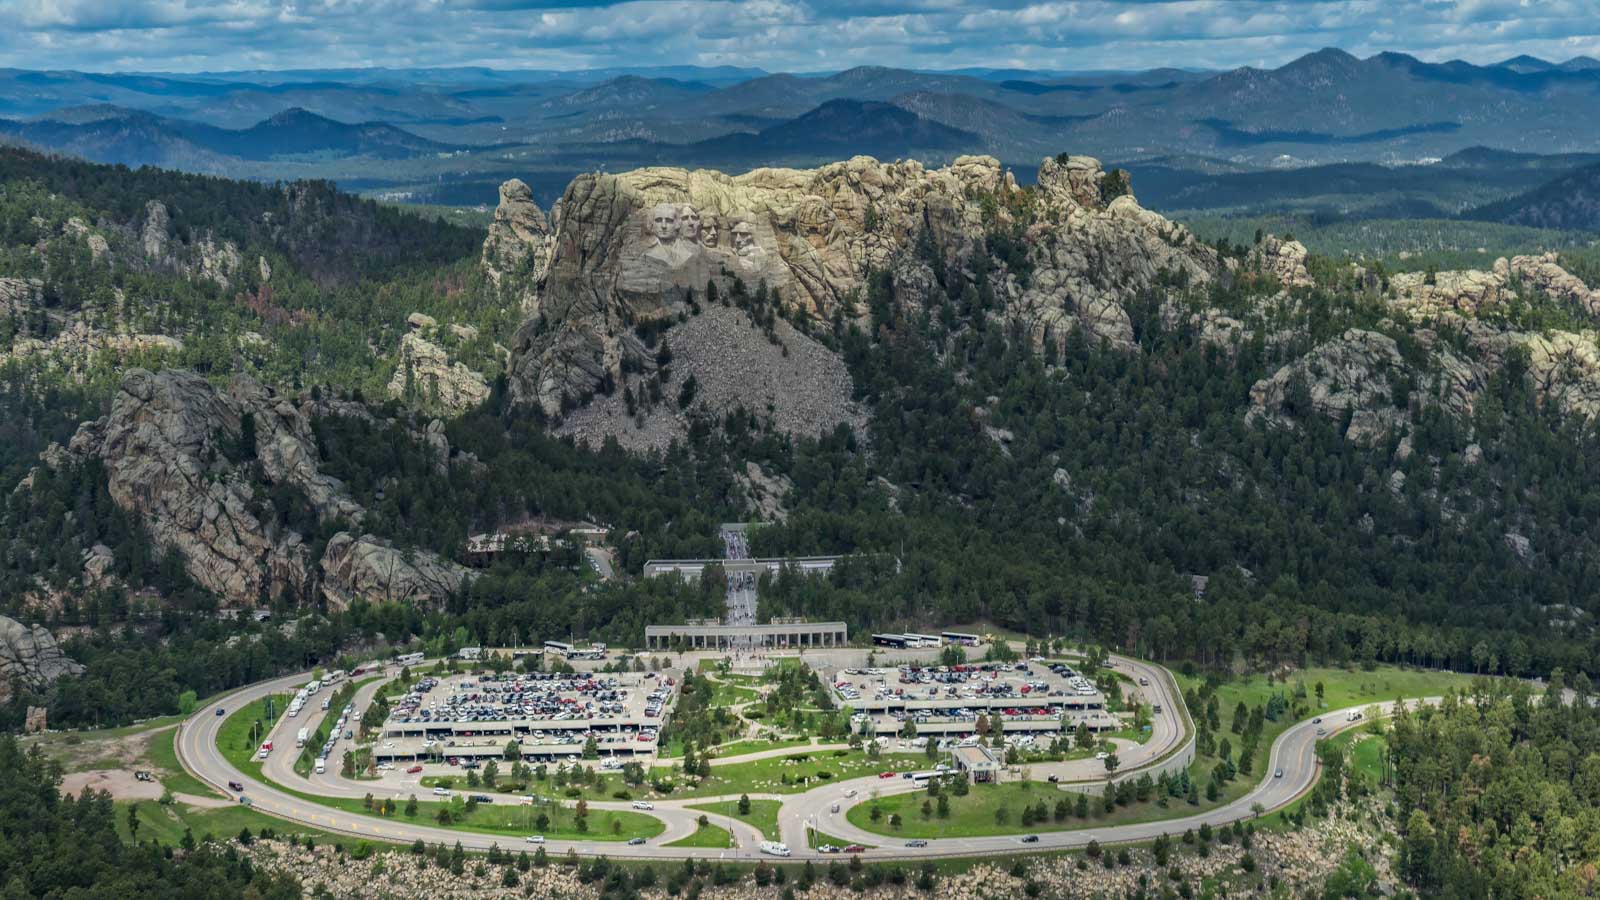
[[314, 759, 326, 775], [759, 841, 792, 857]]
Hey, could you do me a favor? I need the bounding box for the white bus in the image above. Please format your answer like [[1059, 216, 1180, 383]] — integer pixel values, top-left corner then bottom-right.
[[395, 652, 425, 667], [544, 640, 574, 656], [324, 669, 346, 684], [941, 631, 980, 647]]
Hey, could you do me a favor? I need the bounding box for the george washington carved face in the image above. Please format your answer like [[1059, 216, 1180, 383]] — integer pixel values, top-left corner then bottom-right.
[[649, 203, 679, 244]]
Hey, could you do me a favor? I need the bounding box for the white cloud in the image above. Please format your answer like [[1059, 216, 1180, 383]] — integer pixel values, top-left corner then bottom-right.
[[0, 0, 1596, 73]]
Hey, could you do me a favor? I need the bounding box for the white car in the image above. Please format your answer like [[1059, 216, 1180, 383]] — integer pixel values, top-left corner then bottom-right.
[[843, 788, 857, 798], [433, 788, 452, 796], [525, 835, 545, 844], [1094, 752, 1109, 760], [632, 800, 654, 810]]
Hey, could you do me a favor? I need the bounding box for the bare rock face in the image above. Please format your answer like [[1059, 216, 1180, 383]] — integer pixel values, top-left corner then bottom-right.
[[1522, 330, 1600, 420], [140, 199, 242, 288], [1248, 329, 1479, 445], [142, 200, 170, 259], [481, 179, 553, 312], [65, 369, 361, 606], [1508, 252, 1600, 319], [1389, 268, 1511, 320], [387, 326, 490, 414], [0, 277, 43, 317], [319, 533, 472, 610], [1248, 236, 1314, 289], [0, 615, 84, 703], [505, 154, 1217, 415], [58, 368, 471, 610]]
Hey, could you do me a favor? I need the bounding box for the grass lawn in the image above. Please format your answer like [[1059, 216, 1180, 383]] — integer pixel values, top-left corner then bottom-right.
[[665, 821, 735, 849], [119, 800, 346, 848], [806, 827, 872, 849], [143, 727, 224, 798], [711, 738, 812, 758], [847, 782, 1091, 838], [646, 750, 927, 799], [686, 798, 782, 840], [218, 694, 292, 777], [268, 786, 663, 842], [709, 682, 760, 708]]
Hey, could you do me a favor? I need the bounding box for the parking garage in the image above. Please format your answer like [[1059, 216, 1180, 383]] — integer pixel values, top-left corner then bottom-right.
[[831, 661, 1122, 738], [372, 671, 677, 764]]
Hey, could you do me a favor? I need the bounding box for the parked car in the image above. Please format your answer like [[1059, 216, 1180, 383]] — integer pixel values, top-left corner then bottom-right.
[[818, 844, 841, 854]]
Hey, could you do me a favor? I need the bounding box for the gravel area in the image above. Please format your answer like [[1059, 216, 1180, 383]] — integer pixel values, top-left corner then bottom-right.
[[557, 304, 868, 454]]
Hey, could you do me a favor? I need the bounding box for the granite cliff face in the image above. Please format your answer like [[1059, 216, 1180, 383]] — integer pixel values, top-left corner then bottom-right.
[[1249, 253, 1600, 443], [480, 178, 553, 313], [498, 154, 1220, 419], [57, 368, 470, 609]]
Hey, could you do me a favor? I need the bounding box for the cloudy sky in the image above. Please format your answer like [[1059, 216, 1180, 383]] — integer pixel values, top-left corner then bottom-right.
[[3, 0, 1598, 75]]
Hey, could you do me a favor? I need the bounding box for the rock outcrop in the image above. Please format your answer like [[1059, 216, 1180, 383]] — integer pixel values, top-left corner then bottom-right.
[[1247, 235, 1314, 289], [481, 179, 553, 311], [319, 533, 472, 610], [57, 368, 466, 609], [0, 616, 84, 703], [386, 320, 491, 414], [505, 154, 1219, 416], [1248, 329, 1478, 445]]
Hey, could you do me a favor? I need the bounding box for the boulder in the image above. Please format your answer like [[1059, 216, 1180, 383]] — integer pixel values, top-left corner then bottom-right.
[[0, 616, 84, 703], [319, 533, 472, 610]]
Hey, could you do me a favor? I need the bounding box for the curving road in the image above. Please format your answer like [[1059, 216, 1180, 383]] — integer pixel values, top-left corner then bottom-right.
[[177, 658, 1412, 861]]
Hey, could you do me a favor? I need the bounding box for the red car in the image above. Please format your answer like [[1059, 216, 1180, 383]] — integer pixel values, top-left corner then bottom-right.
[[878, 771, 896, 779], [406, 765, 423, 774], [844, 845, 866, 854]]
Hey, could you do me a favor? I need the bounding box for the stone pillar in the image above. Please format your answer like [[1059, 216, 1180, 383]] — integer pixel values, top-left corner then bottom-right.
[[24, 706, 46, 733]]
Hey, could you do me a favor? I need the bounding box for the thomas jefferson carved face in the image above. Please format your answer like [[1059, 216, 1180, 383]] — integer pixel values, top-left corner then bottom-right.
[[701, 218, 719, 248], [677, 205, 702, 243], [649, 204, 679, 243]]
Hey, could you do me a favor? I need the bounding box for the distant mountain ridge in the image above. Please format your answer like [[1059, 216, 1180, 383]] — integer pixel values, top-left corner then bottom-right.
[[0, 106, 457, 172]]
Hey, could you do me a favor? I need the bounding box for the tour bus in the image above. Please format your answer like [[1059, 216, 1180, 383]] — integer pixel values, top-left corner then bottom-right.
[[873, 633, 912, 649], [908, 771, 936, 786], [905, 634, 942, 648], [395, 652, 425, 667], [543, 640, 574, 656], [568, 642, 607, 660], [941, 631, 981, 647]]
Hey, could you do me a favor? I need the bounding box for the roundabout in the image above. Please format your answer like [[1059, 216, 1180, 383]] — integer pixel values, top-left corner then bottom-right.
[[175, 653, 1420, 862]]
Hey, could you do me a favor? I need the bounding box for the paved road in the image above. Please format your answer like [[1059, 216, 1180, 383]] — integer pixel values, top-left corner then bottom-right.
[[177, 661, 1413, 861]]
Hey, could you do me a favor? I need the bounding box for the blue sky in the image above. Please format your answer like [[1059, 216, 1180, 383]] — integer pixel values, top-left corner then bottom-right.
[[3, 0, 1598, 74]]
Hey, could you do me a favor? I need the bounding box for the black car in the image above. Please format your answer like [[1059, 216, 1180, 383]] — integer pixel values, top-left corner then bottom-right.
[[227, 780, 244, 792], [1020, 835, 1040, 844], [627, 837, 647, 846], [470, 794, 494, 803]]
